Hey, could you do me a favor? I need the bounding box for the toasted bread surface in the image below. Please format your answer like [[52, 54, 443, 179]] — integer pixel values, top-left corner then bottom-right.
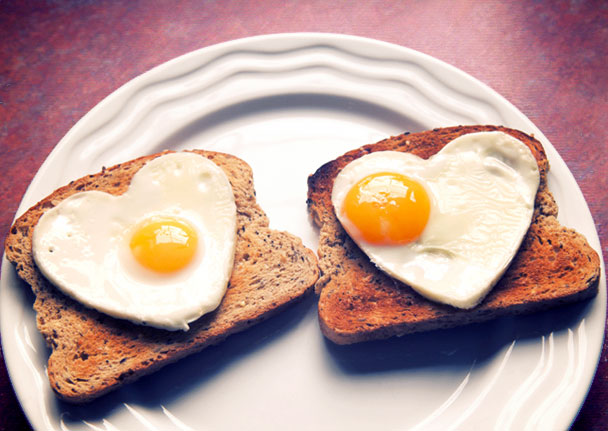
[[307, 125, 600, 344], [5, 150, 319, 402]]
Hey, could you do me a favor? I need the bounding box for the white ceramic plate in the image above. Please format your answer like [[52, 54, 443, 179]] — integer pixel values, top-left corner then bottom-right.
[[1, 33, 605, 431]]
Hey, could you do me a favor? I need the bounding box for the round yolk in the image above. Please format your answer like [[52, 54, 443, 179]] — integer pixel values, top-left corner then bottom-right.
[[130, 218, 198, 273], [342, 172, 430, 245]]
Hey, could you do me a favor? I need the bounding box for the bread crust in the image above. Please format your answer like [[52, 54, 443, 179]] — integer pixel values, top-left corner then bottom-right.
[[5, 150, 319, 402], [307, 125, 600, 344]]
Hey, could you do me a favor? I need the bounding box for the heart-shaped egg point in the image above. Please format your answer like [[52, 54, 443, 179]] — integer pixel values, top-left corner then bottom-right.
[[332, 131, 540, 309]]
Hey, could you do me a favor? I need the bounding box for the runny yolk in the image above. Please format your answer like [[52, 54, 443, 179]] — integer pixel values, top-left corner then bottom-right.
[[130, 218, 198, 273], [342, 172, 430, 245]]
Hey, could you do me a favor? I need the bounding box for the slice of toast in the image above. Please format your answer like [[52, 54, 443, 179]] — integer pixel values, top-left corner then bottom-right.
[[5, 150, 319, 403], [307, 125, 600, 344]]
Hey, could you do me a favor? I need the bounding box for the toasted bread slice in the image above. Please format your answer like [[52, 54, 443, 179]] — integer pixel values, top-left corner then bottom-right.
[[5, 150, 318, 402], [307, 125, 600, 344]]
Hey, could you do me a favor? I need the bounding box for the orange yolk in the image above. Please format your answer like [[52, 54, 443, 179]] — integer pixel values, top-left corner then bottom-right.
[[342, 172, 430, 245], [130, 218, 198, 273]]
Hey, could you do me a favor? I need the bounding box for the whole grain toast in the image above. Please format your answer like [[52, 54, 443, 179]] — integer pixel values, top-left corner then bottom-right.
[[5, 150, 319, 403], [307, 125, 600, 344]]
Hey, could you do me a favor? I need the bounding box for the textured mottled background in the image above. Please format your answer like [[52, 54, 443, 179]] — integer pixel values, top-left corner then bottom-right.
[[1, 1, 606, 429]]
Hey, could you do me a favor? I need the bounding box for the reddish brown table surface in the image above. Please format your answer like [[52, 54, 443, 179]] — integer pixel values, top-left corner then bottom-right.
[[1, 1, 606, 430]]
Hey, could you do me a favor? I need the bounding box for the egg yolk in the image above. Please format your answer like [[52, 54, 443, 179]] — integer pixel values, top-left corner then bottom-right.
[[342, 172, 430, 245], [130, 218, 198, 273]]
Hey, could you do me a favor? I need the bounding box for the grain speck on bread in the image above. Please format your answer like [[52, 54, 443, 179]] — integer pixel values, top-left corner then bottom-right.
[[5, 150, 319, 402]]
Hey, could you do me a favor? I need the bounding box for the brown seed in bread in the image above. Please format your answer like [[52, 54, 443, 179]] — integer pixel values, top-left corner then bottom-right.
[[307, 125, 600, 344], [5, 150, 319, 403]]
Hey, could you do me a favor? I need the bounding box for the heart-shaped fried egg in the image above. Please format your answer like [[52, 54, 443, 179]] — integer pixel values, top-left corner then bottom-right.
[[332, 131, 540, 308], [33, 152, 237, 330]]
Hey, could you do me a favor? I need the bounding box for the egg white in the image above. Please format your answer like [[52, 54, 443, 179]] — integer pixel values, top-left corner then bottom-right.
[[32, 152, 237, 331], [332, 131, 540, 309]]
